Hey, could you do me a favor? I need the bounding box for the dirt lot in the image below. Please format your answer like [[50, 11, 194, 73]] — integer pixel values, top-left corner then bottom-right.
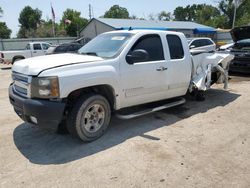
[[0, 65, 250, 188]]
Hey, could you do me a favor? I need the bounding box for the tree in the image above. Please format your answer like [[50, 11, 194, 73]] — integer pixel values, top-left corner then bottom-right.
[[17, 6, 42, 38], [0, 7, 12, 38], [17, 19, 66, 38], [158, 11, 171, 21], [148, 13, 156, 20], [195, 5, 227, 28], [61, 9, 88, 37], [18, 6, 42, 30], [103, 5, 129, 19], [130, 15, 138, 19], [174, 5, 198, 21], [218, 0, 250, 28], [0, 22, 11, 38], [174, 4, 227, 28]]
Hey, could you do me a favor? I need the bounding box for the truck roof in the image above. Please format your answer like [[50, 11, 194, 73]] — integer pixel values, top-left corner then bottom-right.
[[104, 29, 184, 36], [28, 42, 51, 45]]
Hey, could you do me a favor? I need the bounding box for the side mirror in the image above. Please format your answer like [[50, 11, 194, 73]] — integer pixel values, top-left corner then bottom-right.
[[189, 45, 195, 49], [126, 49, 149, 64]]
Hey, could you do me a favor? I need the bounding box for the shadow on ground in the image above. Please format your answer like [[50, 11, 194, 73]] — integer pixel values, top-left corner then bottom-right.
[[1, 67, 12, 70], [13, 89, 240, 165]]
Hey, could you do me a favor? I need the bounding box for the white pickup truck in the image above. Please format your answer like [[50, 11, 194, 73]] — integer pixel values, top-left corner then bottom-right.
[[0, 42, 51, 64], [9, 30, 233, 142]]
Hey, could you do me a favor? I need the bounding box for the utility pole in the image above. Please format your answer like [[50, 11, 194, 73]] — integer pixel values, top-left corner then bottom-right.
[[89, 4, 92, 20], [232, 0, 237, 28], [92, 6, 94, 18]]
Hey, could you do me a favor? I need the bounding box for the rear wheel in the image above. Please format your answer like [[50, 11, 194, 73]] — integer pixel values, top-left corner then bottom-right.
[[67, 94, 111, 142]]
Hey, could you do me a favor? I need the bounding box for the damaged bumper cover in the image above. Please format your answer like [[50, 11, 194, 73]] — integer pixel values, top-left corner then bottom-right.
[[190, 50, 234, 92]]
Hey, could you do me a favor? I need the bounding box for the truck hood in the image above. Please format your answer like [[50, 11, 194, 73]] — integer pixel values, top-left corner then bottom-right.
[[12, 53, 104, 75], [231, 26, 250, 42]]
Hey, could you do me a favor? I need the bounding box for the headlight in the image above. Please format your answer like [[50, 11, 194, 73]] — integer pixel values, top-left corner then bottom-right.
[[31, 76, 60, 98]]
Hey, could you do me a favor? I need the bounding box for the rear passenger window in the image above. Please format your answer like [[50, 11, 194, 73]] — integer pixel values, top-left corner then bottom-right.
[[166, 35, 184, 59], [33, 44, 42, 50], [129, 34, 164, 63], [190, 40, 203, 48], [204, 39, 213, 45]]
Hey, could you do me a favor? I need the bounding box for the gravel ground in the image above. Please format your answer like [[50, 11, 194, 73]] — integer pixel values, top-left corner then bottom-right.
[[0, 65, 250, 188]]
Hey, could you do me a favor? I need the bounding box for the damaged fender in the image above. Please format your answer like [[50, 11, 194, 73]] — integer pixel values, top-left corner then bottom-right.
[[189, 51, 234, 92]]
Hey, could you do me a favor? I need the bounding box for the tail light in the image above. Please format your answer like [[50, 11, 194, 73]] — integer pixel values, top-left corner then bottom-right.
[[0, 53, 4, 58]]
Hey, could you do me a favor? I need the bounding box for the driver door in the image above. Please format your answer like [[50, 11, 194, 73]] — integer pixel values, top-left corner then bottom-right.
[[119, 34, 170, 108]]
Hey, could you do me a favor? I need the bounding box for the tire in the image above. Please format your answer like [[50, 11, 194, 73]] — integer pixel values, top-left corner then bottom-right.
[[67, 94, 111, 142]]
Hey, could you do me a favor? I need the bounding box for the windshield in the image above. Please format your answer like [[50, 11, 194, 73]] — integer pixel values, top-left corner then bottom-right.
[[78, 33, 133, 58]]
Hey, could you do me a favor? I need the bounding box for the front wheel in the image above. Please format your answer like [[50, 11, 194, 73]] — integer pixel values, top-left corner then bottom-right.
[[67, 94, 111, 142]]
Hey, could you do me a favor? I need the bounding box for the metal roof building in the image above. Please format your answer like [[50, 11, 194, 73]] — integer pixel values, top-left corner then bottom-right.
[[80, 18, 216, 41]]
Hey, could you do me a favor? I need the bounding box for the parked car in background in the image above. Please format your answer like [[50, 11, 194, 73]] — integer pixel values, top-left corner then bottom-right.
[[217, 42, 234, 51], [0, 42, 51, 64], [46, 43, 83, 55], [223, 26, 250, 73], [46, 45, 58, 55], [187, 37, 216, 52]]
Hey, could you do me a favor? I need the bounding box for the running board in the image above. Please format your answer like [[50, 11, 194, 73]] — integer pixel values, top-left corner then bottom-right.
[[116, 97, 186, 120]]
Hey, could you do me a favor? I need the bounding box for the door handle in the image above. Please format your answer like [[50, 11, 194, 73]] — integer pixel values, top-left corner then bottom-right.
[[33, 51, 37, 53], [156, 67, 168, 71]]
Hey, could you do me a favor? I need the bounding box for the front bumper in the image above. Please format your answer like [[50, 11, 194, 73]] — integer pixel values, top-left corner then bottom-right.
[[9, 84, 66, 131]]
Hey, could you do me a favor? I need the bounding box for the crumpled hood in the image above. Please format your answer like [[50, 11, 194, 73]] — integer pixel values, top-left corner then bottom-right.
[[231, 26, 250, 42], [12, 53, 104, 75]]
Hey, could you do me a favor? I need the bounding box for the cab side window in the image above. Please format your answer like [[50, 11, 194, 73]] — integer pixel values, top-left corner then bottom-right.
[[166, 35, 184, 59], [128, 34, 164, 63], [204, 39, 213, 46], [33, 43, 42, 50], [42, 43, 50, 50], [190, 39, 202, 48]]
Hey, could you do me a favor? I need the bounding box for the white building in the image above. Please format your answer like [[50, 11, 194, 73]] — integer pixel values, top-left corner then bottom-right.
[[80, 18, 216, 42]]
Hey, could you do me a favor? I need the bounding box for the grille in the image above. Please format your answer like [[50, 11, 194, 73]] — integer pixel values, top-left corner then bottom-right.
[[12, 72, 31, 98]]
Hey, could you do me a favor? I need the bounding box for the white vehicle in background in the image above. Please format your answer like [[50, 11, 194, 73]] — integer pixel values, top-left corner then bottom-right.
[[187, 37, 216, 52], [0, 42, 51, 64]]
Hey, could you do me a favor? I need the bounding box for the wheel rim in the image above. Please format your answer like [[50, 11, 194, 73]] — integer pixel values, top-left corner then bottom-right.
[[81, 103, 105, 133]]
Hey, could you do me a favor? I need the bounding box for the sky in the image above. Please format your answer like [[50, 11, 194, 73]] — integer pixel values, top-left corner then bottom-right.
[[0, 0, 217, 37]]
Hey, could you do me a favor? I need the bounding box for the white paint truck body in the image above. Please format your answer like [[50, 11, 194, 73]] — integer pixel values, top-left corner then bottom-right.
[[9, 30, 233, 141]]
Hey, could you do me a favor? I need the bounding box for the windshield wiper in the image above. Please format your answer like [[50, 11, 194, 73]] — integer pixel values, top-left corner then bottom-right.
[[81, 52, 98, 56]]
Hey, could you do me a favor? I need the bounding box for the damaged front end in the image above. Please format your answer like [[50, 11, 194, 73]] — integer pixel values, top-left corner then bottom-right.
[[189, 50, 234, 93]]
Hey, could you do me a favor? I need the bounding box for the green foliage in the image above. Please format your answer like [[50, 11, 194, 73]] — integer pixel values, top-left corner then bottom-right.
[[18, 6, 42, 30], [217, 0, 250, 28], [174, 4, 228, 28], [0, 7, 12, 38], [61, 9, 88, 37], [130, 15, 138, 20], [173, 1, 250, 29], [17, 20, 66, 38], [104, 5, 129, 19], [158, 11, 171, 21], [17, 6, 42, 38], [0, 22, 11, 38]]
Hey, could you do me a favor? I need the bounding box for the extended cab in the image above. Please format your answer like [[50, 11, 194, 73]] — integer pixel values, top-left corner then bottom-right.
[[0, 42, 51, 64], [9, 30, 233, 142]]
